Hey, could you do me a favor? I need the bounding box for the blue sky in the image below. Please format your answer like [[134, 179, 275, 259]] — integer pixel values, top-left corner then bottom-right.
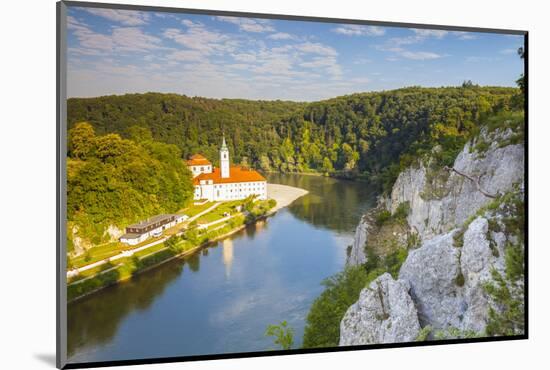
[[67, 6, 524, 101]]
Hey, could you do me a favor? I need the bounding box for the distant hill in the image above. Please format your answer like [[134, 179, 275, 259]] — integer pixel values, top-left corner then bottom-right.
[[68, 87, 521, 192]]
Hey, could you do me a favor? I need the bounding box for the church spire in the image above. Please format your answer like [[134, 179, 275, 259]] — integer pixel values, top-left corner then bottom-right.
[[220, 133, 230, 178], [221, 133, 228, 151]]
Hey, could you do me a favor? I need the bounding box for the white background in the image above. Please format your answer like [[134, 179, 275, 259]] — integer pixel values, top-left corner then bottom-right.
[[1, 0, 548, 369]]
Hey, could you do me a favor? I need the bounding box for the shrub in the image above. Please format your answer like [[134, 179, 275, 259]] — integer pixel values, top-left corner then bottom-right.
[[303, 266, 369, 348], [375, 210, 392, 227], [265, 321, 294, 350], [455, 271, 465, 287]]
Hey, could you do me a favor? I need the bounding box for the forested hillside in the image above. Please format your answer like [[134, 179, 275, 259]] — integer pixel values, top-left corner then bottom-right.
[[68, 86, 522, 192], [67, 122, 194, 252]]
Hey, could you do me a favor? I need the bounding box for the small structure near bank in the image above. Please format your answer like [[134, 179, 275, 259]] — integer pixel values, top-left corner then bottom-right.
[[120, 214, 187, 245]]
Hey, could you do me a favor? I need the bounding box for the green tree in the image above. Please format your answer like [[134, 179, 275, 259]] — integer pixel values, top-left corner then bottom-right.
[[303, 266, 369, 348], [68, 122, 96, 159], [265, 321, 294, 350]]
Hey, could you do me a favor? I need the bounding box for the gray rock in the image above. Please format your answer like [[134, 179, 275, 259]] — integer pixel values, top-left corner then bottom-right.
[[346, 216, 369, 266], [390, 130, 524, 240], [398, 231, 462, 329], [339, 273, 421, 345], [340, 130, 524, 342], [398, 217, 505, 333]]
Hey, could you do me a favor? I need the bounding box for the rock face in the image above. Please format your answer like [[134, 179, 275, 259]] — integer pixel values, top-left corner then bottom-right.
[[390, 132, 523, 240], [339, 273, 421, 345], [346, 216, 369, 266], [398, 217, 506, 332], [340, 129, 524, 345]]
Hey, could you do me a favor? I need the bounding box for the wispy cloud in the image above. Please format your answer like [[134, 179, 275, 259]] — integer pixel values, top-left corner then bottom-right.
[[67, 7, 524, 100], [399, 50, 443, 60], [85, 8, 150, 26], [215, 16, 275, 33], [163, 20, 239, 55], [412, 29, 448, 39], [268, 32, 294, 40], [332, 24, 385, 36], [68, 16, 161, 54], [452, 31, 477, 40], [500, 48, 518, 54], [295, 42, 338, 57], [378, 28, 449, 61]]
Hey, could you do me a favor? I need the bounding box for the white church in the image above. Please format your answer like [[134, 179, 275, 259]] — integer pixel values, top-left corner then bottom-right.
[[187, 136, 268, 202]]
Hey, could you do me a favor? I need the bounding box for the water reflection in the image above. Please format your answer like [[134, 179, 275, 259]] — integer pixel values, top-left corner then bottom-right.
[[266, 173, 375, 233], [222, 239, 233, 278], [66, 174, 376, 363], [67, 259, 184, 358]]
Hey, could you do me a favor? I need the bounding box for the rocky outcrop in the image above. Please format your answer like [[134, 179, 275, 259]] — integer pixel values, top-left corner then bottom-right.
[[346, 216, 369, 266], [339, 273, 420, 345], [390, 130, 523, 240], [398, 217, 506, 332], [340, 128, 524, 345], [105, 224, 124, 241]]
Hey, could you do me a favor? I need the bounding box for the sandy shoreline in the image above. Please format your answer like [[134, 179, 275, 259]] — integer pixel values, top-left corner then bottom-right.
[[267, 183, 309, 212]]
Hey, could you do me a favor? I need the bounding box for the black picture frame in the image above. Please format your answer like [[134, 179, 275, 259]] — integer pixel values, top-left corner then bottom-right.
[[57, 1, 528, 368]]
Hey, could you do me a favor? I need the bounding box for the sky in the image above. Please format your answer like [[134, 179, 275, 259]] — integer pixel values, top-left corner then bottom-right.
[[66, 6, 524, 101]]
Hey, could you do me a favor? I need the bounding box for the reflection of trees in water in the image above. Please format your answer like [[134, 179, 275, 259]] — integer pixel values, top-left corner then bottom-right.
[[68, 174, 370, 359], [267, 174, 377, 233], [186, 253, 200, 272], [68, 216, 274, 359], [67, 259, 185, 358]]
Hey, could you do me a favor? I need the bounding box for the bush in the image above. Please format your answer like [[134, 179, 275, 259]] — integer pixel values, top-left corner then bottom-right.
[[375, 210, 392, 227], [303, 266, 369, 348], [265, 321, 294, 350], [393, 201, 410, 220]]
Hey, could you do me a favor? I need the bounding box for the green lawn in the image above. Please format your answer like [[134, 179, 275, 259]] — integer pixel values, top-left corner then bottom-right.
[[195, 200, 243, 224], [69, 242, 125, 269], [179, 201, 215, 217]]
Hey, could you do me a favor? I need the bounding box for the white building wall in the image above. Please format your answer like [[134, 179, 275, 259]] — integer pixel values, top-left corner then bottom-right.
[[195, 180, 267, 201]]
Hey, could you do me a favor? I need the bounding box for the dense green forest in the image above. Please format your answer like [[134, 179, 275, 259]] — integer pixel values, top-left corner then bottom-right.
[[67, 122, 194, 251], [67, 84, 524, 248], [68, 85, 522, 193]]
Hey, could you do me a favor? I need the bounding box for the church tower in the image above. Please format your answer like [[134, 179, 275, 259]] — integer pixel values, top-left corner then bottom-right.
[[220, 134, 230, 178]]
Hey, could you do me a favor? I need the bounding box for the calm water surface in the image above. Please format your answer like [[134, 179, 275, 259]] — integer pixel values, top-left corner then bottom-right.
[[67, 174, 376, 363]]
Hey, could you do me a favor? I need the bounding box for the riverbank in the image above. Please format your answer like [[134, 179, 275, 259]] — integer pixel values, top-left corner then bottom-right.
[[68, 184, 308, 303], [267, 183, 309, 212]]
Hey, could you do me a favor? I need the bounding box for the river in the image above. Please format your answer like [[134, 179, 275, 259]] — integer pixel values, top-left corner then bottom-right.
[[67, 173, 376, 363]]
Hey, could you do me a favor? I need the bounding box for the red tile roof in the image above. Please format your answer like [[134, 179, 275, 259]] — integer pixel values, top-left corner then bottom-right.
[[187, 154, 211, 166], [193, 166, 266, 185]]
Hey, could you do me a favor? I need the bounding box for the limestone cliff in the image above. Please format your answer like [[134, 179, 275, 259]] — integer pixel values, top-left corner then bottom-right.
[[340, 127, 525, 345]]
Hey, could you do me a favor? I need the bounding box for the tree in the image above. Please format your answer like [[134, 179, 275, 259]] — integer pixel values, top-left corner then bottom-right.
[[68, 122, 96, 159], [265, 321, 294, 350], [322, 157, 334, 174]]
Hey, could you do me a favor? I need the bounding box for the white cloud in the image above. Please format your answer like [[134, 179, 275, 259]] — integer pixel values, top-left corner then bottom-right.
[[500, 48, 518, 54], [111, 27, 162, 52], [332, 24, 385, 36], [68, 15, 162, 54], [166, 50, 204, 62], [232, 53, 257, 62], [452, 31, 477, 40], [163, 21, 239, 56], [268, 32, 294, 40], [84, 8, 150, 26], [466, 56, 494, 62], [399, 50, 442, 60], [216, 16, 275, 33], [378, 28, 448, 61], [299, 57, 337, 68], [295, 42, 338, 57], [412, 29, 448, 39]]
